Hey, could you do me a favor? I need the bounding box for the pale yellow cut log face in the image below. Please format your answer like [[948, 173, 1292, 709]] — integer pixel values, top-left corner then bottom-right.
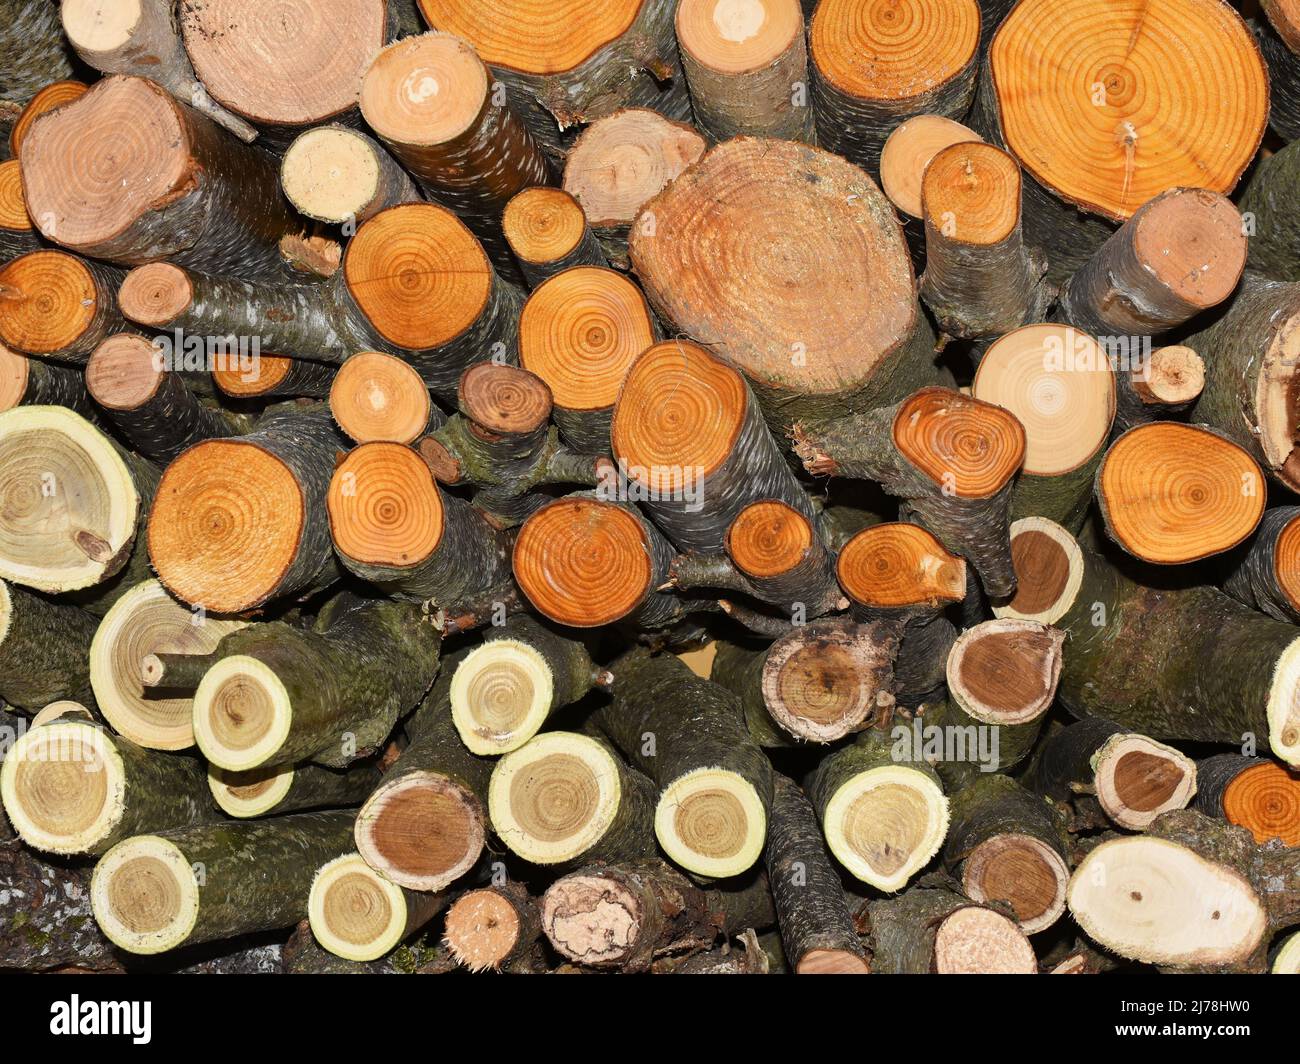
[[91, 834, 200, 955], [308, 853, 408, 963]]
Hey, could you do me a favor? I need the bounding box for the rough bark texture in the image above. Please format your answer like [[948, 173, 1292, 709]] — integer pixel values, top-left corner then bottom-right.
[[0, 581, 97, 709], [865, 884, 1003, 974], [1240, 139, 1300, 280], [1193, 753, 1265, 822], [1, 353, 94, 418], [1222, 506, 1300, 623], [1023, 716, 1124, 802], [1255, 16, 1300, 143], [0, 256, 128, 363], [0, 0, 76, 107], [214, 761, 383, 818]]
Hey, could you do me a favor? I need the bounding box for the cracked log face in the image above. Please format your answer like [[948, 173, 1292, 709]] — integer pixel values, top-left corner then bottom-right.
[[450, 637, 554, 755], [946, 618, 1063, 726]]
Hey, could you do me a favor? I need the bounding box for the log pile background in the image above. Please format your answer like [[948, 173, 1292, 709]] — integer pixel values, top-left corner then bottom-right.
[[1, 0, 1299, 976]]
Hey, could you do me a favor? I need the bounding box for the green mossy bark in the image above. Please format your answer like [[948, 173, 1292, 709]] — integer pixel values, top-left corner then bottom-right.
[[0, 581, 97, 709], [866, 884, 988, 974], [710, 638, 794, 748], [220, 761, 383, 818], [478, 614, 600, 714], [1240, 140, 1300, 280], [919, 692, 1040, 782], [1007, 454, 1103, 532], [942, 773, 1069, 877]]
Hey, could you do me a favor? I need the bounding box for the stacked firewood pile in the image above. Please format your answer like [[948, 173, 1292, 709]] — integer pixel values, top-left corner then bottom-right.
[[1, 0, 1299, 976]]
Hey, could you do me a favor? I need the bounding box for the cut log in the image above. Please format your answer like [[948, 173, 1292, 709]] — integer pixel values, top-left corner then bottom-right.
[[519, 266, 658, 452], [192, 595, 440, 771], [629, 137, 940, 432], [20, 76, 309, 280], [865, 884, 1037, 973], [209, 760, 381, 820], [503, 187, 607, 288], [805, 728, 948, 891], [1112, 344, 1205, 435], [0, 342, 93, 417], [1193, 754, 1300, 848], [489, 731, 658, 866], [1223, 507, 1300, 624], [0, 159, 36, 259], [280, 125, 420, 227], [919, 142, 1051, 339], [1096, 422, 1264, 565], [1257, 1, 1300, 142], [809, 0, 980, 175], [90, 809, 357, 955], [0, 578, 96, 709], [329, 351, 434, 446], [597, 651, 773, 878], [1, 1, 76, 107], [309, 851, 448, 962], [443, 880, 542, 972], [836, 521, 967, 615], [971, 323, 1116, 530], [1275, 931, 1300, 974], [0, 718, 215, 855], [563, 108, 706, 267], [148, 402, 342, 614], [794, 387, 1026, 596], [675, 0, 814, 142], [212, 354, 336, 403], [61, 0, 258, 142], [0, 250, 125, 362], [942, 773, 1070, 934], [7, 80, 87, 157]]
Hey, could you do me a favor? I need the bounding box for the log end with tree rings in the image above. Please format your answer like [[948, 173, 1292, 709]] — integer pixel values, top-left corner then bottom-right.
[[118, 262, 192, 328], [1133, 344, 1204, 407], [0, 160, 32, 238], [726, 499, 812, 580], [330, 352, 432, 445], [932, 905, 1039, 973], [758, 617, 896, 742], [0, 251, 103, 357], [1068, 835, 1268, 968], [359, 31, 489, 149], [450, 637, 555, 755], [208, 763, 295, 819], [90, 579, 248, 751], [344, 204, 492, 354], [0, 720, 124, 855], [1129, 189, 1247, 314], [0, 342, 28, 413], [994, 516, 1084, 625], [308, 853, 411, 963], [0, 405, 140, 593], [211, 355, 296, 400], [519, 266, 655, 420], [989, 0, 1267, 221], [960, 834, 1069, 935], [1092, 734, 1198, 831], [836, 522, 967, 609], [514, 498, 656, 626], [84, 334, 164, 412], [504, 188, 591, 269], [192, 654, 293, 771], [148, 439, 306, 614], [946, 618, 1063, 731], [1097, 422, 1266, 565], [822, 763, 949, 891], [972, 323, 1116, 480], [488, 731, 625, 865], [563, 109, 706, 230], [921, 141, 1021, 249], [1221, 760, 1300, 847], [90, 833, 201, 955], [327, 442, 445, 573], [8, 81, 87, 158], [355, 770, 485, 893], [61, 0, 144, 57], [676, 0, 803, 77], [891, 386, 1026, 499], [654, 765, 768, 878], [280, 126, 387, 225], [180, 0, 386, 127], [880, 115, 982, 219], [459, 362, 552, 435]]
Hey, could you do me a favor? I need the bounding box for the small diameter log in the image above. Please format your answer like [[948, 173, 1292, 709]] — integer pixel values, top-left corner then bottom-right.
[[711, 617, 897, 745], [90, 579, 247, 751], [91, 810, 357, 955], [354, 655, 491, 892], [1, 718, 215, 856], [450, 614, 604, 754], [1194, 754, 1300, 848], [212, 354, 336, 403], [1113, 344, 1205, 434], [1241, 140, 1300, 281], [85, 334, 243, 464], [328, 441, 511, 606], [519, 266, 658, 452], [1257, 0, 1300, 142], [612, 340, 815, 554], [804, 729, 949, 891], [0, 250, 125, 362], [629, 137, 942, 433], [971, 323, 1116, 530], [1185, 276, 1300, 492], [794, 387, 1026, 597], [765, 774, 870, 973], [0, 159, 37, 259], [360, 32, 554, 279], [193, 596, 440, 771], [597, 651, 774, 878], [1097, 422, 1265, 565], [675, 0, 814, 142], [1224, 507, 1300, 624], [0, 579, 96, 709], [540, 859, 776, 971], [148, 402, 342, 614], [309, 852, 448, 962], [0, 405, 157, 596], [178, 0, 387, 137], [329, 351, 435, 446], [209, 761, 381, 820], [976, 0, 1266, 284], [280, 125, 420, 227], [513, 493, 692, 630], [61, 0, 258, 142], [1056, 188, 1246, 338], [1, 1, 76, 107], [942, 774, 1070, 934], [417, 0, 692, 158], [563, 108, 706, 268], [810, 0, 979, 175], [1026, 717, 1197, 831], [20, 76, 307, 280], [0, 341, 93, 417], [865, 884, 1037, 973], [7, 80, 88, 158], [504, 187, 607, 288], [836, 521, 967, 617], [997, 518, 1300, 768], [1275, 931, 1300, 974], [444, 881, 542, 972], [919, 142, 1051, 339]]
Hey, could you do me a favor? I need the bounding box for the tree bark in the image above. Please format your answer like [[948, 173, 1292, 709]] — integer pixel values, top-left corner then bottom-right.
[[0, 579, 96, 709]]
